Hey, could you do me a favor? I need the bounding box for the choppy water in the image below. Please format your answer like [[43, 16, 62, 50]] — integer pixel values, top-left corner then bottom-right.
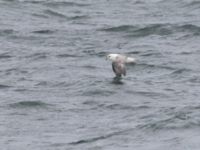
[[1, 0, 200, 149]]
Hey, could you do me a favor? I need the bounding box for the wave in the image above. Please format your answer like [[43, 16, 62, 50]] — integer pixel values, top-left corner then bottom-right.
[[180, 24, 200, 35], [82, 89, 115, 97], [32, 29, 55, 34], [170, 68, 191, 75], [26, 52, 47, 60], [68, 15, 89, 20], [83, 100, 150, 111], [0, 84, 11, 89], [184, 0, 200, 8], [138, 105, 200, 131], [44, 1, 90, 7], [101, 25, 136, 32], [44, 9, 67, 18], [104, 103, 150, 111], [0, 53, 12, 59], [31, 13, 49, 19], [3, 0, 45, 4], [131, 24, 172, 37], [0, 29, 15, 36], [100, 24, 200, 37], [82, 50, 108, 57], [167, 68, 191, 79], [56, 54, 81, 58], [188, 76, 200, 84], [137, 63, 175, 71], [127, 51, 141, 54], [9, 100, 49, 108], [43, 9, 89, 20], [1, 0, 90, 6], [140, 50, 163, 57], [69, 128, 132, 145], [69, 135, 112, 145]]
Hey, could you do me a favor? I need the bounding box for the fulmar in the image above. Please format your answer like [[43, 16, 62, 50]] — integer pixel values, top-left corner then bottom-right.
[[106, 54, 136, 78]]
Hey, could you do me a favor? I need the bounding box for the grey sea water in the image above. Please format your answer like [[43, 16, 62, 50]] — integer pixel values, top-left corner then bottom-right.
[[1, 0, 200, 149]]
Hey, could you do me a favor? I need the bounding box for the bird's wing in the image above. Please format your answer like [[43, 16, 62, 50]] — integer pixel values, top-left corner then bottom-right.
[[112, 61, 126, 76]]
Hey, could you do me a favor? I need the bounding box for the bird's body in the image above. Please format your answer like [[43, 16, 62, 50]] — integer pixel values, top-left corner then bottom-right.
[[112, 61, 126, 77], [106, 53, 135, 77]]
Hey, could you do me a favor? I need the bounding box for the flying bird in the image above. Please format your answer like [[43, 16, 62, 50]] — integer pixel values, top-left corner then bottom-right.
[[106, 54, 135, 77]]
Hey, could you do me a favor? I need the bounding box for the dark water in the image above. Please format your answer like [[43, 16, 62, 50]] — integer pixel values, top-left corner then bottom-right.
[[1, 0, 200, 149]]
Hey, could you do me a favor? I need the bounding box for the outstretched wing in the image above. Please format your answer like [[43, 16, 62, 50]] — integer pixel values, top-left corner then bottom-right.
[[112, 61, 126, 76]]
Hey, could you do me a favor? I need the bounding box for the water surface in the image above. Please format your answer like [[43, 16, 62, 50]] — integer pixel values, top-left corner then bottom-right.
[[1, 0, 200, 149]]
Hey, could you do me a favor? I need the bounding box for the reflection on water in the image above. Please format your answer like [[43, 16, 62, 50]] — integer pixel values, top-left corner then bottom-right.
[[112, 76, 124, 85]]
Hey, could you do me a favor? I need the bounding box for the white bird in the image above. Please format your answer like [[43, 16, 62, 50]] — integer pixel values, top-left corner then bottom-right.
[[106, 53, 136, 77]]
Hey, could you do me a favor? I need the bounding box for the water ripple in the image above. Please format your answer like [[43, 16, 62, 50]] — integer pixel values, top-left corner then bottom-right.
[[69, 129, 132, 145], [32, 29, 55, 34], [138, 105, 200, 131], [0, 84, 11, 89], [56, 54, 82, 58], [170, 68, 191, 76], [44, 1, 90, 8], [137, 63, 175, 71], [82, 89, 115, 97], [9, 101, 50, 109], [44, 9, 67, 18], [0, 29, 15, 36], [26, 52, 48, 60], [104, 103, 150, 111], [100, 24, 200, 37], [0, 53, 12, 59]]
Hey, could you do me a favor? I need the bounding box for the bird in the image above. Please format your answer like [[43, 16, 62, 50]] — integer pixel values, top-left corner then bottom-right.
[[106, 53, 136, 78]]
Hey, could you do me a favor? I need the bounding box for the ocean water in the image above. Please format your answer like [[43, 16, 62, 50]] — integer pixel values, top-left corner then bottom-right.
[[1, 0, 200, 149]]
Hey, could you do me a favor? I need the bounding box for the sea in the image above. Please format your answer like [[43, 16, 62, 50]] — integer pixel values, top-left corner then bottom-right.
[[1, 0, 200, 149]]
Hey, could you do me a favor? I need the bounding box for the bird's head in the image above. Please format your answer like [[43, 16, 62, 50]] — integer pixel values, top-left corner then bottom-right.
[[106, 54, 118, 61]]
